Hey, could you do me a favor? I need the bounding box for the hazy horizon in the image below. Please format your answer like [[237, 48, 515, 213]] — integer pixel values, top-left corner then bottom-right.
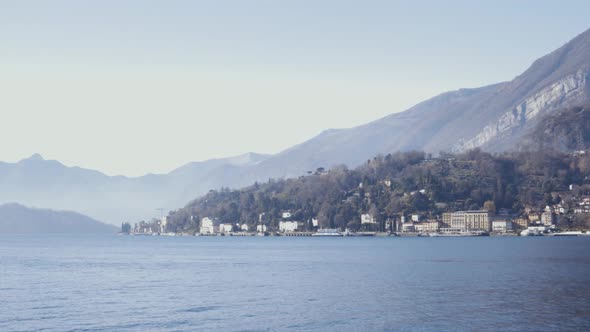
[[2, 0, 590, 176]]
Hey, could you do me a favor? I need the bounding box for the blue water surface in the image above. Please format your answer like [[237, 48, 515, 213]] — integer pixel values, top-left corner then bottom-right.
[[1, 235, 589, 331]]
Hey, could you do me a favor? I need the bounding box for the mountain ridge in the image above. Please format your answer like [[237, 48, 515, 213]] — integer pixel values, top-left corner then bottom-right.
[[1, 27, 590, 224], [0, 202, 117, 234]]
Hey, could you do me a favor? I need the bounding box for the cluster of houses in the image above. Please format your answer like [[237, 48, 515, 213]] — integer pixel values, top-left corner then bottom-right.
[[198, 212, 320, 235], [132, 217, 168, 234], [183, 207, 570, 236]]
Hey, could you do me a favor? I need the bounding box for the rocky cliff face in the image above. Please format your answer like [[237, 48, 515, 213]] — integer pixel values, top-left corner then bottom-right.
[[455, 67, 590, 151]]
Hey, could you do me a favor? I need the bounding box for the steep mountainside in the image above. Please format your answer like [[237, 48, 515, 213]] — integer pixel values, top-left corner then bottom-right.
[[0, 203, 117, 234], [252, 28, 590, 177], [518, 105, 590, 151]]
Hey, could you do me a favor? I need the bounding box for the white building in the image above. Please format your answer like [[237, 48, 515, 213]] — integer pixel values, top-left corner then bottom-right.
[[200, 217, 218, 234], [282, 211, 292, 219], [311, 218, 319, 227], [361, 214, 376, 224], [492, 220, 513, 233], [402, 223, 415, 232], [279, 221, 301, 232], [240, 224, 249, 231], [159, 216, 167, 233], [219, 223, 233, 233], [256, 225, 267, 232], [411, 214, 420, 222]]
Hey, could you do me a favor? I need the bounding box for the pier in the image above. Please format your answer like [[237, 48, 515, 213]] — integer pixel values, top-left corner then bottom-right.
[[281, 232, 314, 236]]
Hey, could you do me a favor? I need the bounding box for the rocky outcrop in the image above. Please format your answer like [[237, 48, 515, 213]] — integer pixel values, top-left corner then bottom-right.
[[454, 68, 590, 152]]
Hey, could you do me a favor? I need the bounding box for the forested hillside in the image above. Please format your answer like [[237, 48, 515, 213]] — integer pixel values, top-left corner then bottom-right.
[[519, 105, 590, 151], [166, 148, 590, 233]]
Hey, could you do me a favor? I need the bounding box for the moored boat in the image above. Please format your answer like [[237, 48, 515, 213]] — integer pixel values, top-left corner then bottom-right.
[[429, 230, 489, 237]]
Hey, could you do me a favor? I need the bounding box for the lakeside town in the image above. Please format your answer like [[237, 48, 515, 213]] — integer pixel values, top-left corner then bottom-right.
[[125, 201, 590, 237], [123, 149, 590, 238]]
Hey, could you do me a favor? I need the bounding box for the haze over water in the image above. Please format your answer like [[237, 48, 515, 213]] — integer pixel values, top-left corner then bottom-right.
[[1, 235, 589, 331]]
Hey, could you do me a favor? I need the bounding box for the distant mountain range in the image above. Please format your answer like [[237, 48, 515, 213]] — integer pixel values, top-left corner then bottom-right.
[[0, 203, 116, 234], [1, 27, 589, 225], [0, 152, 271, 225]]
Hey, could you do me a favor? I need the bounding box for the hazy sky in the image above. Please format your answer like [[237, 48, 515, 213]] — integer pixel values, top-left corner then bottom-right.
[[1, 1, 589, 176]]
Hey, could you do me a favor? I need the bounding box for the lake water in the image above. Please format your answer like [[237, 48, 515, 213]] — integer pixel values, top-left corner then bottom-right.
[[1, 235, 589, 331]]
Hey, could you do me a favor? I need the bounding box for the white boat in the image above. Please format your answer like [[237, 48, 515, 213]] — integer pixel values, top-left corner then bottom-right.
[[521, 226, 551, 236], [429, 230, 489, 237], [312, 228, 343, 237], [552, 231, 590, 236]]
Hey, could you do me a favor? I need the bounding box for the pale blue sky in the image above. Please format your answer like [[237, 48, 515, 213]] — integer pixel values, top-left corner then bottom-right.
[[1, 1, 589, 176]]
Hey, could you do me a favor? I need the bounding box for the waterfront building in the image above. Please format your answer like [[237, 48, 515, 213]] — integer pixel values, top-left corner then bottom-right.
[[492, 220, 513, 233], [464, 210, 491, 231], [414, 220, 440, 232], [279, 221, 301, 232], [528, 213, 540, 223], [446, 210, 491, 231], [200, 217, 218, 234], [311, 218, 319, 227], [512, 218, 529, 230], [240, 224, 249, 231], [159, 217, 167, 233], [402, 222, 415, 232], [442, 212, 452, 228], [256, 225, 267, 232], [219, 223, 233, 233], [450, 211, 466, 229], [361, 214, 376, 224], [541, 212, 555, 226]]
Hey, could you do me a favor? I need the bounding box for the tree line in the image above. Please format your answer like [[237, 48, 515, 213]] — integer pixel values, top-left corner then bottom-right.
[[165, 148, 590, 233]]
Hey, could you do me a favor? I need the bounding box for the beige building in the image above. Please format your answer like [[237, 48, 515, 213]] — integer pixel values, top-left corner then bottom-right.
[[512, 218, 529, 230], [450, 211, 466, 229], [414, 220, 440, 232], [442, 212, 452, 228], [464, 211, 491, 231], [445, 210, 491, 231], [528, 213, 540, 223], [541, 212, 555, 226]]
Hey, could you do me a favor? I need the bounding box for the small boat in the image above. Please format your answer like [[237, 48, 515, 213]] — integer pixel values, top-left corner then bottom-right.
[[552, 231, 590, 236], [429, 230, 489, 237]]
